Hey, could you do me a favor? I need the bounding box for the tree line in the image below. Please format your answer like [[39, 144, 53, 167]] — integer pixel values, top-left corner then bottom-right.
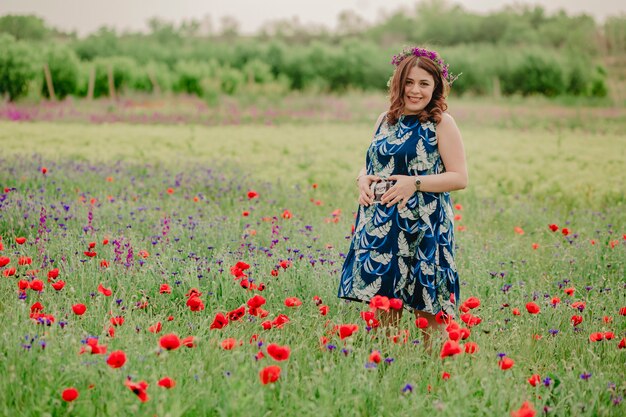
[[1, 0, 624, 101]]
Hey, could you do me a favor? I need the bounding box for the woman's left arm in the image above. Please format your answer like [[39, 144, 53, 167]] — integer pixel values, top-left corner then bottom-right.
[[382, 113, 468, 208]]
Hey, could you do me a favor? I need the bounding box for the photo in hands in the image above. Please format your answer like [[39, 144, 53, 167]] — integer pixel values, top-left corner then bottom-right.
[[370, 180, 395, 203]]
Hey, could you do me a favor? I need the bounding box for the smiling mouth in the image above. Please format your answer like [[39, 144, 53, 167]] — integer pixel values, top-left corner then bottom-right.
[[407, 96, 422, 103]]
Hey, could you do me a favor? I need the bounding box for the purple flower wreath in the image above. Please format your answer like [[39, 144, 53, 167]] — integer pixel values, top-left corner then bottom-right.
[[390, 46, 460, 85]]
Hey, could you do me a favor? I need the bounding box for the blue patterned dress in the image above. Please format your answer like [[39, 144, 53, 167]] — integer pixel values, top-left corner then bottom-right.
[[338, 114, 459, 317]]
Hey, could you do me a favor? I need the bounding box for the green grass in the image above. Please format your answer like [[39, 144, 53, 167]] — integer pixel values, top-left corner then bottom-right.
[[0, 115, 624, 416]]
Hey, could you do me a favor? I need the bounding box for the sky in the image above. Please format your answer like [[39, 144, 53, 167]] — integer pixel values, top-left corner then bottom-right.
[[0, 0, 624, 37]]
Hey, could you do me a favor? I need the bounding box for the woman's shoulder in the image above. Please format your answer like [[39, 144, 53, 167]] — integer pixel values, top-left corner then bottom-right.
[[437, 112, 459, 129], [372, 111, 388, 133]]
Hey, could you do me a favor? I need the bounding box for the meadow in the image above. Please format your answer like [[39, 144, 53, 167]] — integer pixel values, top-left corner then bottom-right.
[[0, 95, 624, 417]]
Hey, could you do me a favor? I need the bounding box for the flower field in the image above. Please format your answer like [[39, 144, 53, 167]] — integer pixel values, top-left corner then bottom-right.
[[0, 107, 624, 416]]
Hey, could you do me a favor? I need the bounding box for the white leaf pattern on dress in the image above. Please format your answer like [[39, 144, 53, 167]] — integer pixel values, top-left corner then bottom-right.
[[353, 277, 382, 300], [371, 251, 392, 265], [443, 247, 457, 272], [367, 221, 391, 238], [397, 233, 410, 257]]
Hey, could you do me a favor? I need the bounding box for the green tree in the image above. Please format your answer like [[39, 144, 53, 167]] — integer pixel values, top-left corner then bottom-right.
[[0, 15, 49, 41], [0, 34, 37, 100], [40, 44, 80, 99]]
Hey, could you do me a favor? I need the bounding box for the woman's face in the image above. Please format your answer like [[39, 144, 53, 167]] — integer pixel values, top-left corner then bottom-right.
[[403, 65, 435, 115]]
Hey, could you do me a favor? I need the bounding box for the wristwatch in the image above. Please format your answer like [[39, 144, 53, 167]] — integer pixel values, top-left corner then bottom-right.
[[414, 177, 421, 192]]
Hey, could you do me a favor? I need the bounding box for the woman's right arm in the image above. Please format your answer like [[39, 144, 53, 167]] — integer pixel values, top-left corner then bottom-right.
[[356, 112, 386, 206]]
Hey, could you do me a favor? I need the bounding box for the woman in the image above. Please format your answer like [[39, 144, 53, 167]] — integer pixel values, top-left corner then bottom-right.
[[338, 47, 467, 346]]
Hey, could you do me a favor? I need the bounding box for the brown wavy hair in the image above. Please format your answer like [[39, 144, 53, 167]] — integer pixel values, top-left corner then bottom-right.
[[387, 54, 449, 126]]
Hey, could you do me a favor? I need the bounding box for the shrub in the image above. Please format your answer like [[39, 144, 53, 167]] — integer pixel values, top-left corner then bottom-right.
[[40, 44, 80, 99], [91, 56, 139, 97], [504, 52, 565, 97], [0, 34, 37, 101]]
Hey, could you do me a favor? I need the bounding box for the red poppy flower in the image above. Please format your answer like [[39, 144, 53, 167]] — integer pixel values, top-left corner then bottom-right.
[[267, 343, 291, 361], [339, 324, 359, 340], [97, 284, 112, 296], [548, 224, 559, 232], [571, 301, 586, 311], [0, 257, 9, 267], [17, 279, 28, 289], [158, 377, 176, 389], [510, 401, 536, 417], [531, 243, 539, 250], [15, 237, 26, 245], [83, 251, 97, 258], [619, 307, 626, 316], [51, 280, 65, 291], [460, 313, 482, 327], [435, 311, 451, 324], [4, 267, 16, 277], [604, 331, 615, 340], [210, 312, 229, 330], [80, 337, 107, 355], [221, 338, 238, 350], [527, 374, 541, 387], [564, 287, 575, 296], [261, 321, 272, 330], [369, 295, 390, 311], [106, 350, 127, 368], [459, 327, 471, 340], [570, 315, 583, 326], [124, 379, 149, 402], [110, 316, 124, 326], [47, 268, 59, 280], [72, 304, 87, 316], [512, 308, 521, 315], [235, 261, 250, 271], [551, 297, 561, 306], [247, 190, 259, 199], [319, 305, 329, 316], [441, 371, 451, 380], [603, 315, 612, 324], [100, 260, 109, 268], [284, 297, 302, 307], [561, 228, 570, 236], [159, 284, 171, 294], [415, 317, 429, 329], [440, 340, 462, 358], [389, 298, 403, 310], [463, 297, 481, 309], [270, 269, 279, 277], [182, 336, 195, 348], [514, 226, 524, 235], [148, 322, 162, 333], [186, 296, 205, 311], [271, 314, 290, 328], [247, 294, 266, 309], [281, 210, 292, 219], [30, 302, 44, 313], [259, 365, 281, 384], [525, 302, 540, 314], [29, 279, 44, 292], [464, 342, 479, 354], [619, 338, 626, 349], [228, 306, 246, 321], [369, 350, 381, 364], [61, 387, 79, 402], [498, 357, 515, 370], [159, 334, 181, 350], [447, 328, 461, 342], [185, 288, 202, 298]]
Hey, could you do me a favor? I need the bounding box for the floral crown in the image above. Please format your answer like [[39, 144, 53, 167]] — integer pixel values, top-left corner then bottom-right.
[[390, 47, 460, 85]]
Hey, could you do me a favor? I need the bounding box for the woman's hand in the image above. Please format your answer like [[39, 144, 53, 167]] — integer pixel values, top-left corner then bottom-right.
[[357, 175, 380, 207], [381, 175, 417, 209]]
